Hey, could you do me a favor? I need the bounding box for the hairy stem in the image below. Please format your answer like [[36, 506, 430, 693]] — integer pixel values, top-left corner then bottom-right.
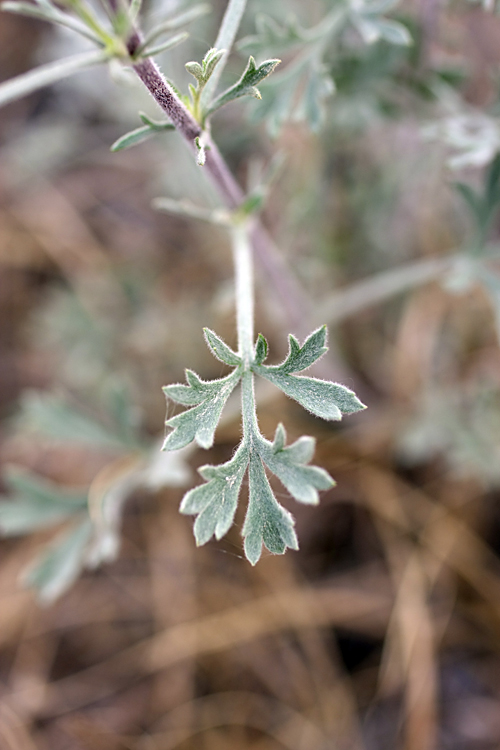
[[232, 223, 254, 365], [202, 0, 248, 106]]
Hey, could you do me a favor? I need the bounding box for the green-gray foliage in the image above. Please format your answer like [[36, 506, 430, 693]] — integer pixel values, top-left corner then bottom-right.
[[163, 324, 365, 564]]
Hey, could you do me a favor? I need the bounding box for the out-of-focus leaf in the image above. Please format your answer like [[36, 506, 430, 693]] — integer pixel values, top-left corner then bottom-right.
[[0, 469, 87, 536], [23, 519, 93, 604], [17, 391, 131, 450]]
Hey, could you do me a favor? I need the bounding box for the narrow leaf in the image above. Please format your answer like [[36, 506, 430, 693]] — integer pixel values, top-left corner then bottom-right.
[[1, 1, 101, 43], [111, 125, 156, 152], [0, 50, 109, 109], [139, 32, 189, 59]]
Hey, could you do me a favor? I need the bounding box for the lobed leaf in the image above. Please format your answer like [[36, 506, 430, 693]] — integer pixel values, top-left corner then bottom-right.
[[258, 425, 334, 505], [256, 369, 366, 420], [243, 451, 298, 565], [180, 442, 248, 545], [162, 369, 241, 450], [203, 328, 241, 366], [264, 326, 328, 374]]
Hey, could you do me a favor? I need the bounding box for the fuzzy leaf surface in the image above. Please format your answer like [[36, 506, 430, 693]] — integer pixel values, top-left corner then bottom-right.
[[207, 56, 281, 116], [203, 328, 241, 366], [243, 450, 298, 565], [162, 368, 241, 450], [258, 425, 334, 505], [265, 325, 328, 373], [256, 369, 365, 420], [180, 443, 248, 545], [254, 327, 366, 420]]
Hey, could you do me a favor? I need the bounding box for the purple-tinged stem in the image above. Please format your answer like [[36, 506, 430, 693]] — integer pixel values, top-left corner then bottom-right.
[[125, 32, 319, 337]]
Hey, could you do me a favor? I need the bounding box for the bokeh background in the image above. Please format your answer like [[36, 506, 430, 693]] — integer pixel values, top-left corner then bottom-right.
[[1, 0, 500, 748]]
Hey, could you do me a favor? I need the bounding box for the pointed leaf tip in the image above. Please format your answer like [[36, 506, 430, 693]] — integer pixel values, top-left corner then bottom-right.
[[203, 328, 241, 366], [254, 333, 268, 365]]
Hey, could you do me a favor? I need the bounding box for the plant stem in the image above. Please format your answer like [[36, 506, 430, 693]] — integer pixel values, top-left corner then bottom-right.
[[202, 0, 248, 106], [317, 255, 456, 324], [232, 223, 254, 365]]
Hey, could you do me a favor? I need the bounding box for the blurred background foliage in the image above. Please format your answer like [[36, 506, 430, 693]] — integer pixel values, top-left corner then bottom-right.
[[1, 0, 500, 748]]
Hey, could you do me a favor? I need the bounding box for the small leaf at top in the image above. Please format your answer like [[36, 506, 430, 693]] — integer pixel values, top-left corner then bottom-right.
[[203, 328, 241, 366], [206, 56, 281, 117]]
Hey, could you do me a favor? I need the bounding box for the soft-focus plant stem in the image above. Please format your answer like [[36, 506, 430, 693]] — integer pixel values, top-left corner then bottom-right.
[[232, 223, 254, 365]]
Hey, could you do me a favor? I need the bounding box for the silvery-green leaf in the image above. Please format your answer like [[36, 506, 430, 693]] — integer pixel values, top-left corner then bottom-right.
[[254, 334, 269, 365], [0, 470, 87, 536], [260, 427, 334, 505], [180, 442, 248, 544], [243, 451, 298, 565], [256, 369, 366, 420], [206, 56, 281, 117], [265, 326, 328, 374], [23, 519, 93, 604], [203, 328, 241, 366], [162, 369, 241, 450]]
